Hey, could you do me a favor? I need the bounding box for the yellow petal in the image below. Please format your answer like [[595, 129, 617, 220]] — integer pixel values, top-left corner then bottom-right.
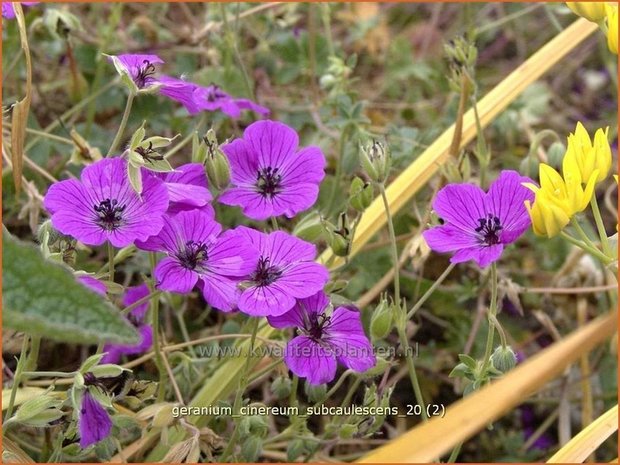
[[566, 2, 607, 22], [606, 4, 618, 54]]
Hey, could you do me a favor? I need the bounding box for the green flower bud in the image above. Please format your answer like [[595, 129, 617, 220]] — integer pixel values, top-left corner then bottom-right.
[[287, 438, 306, 462], [270, 376, 292, 400], [11, 393, 64, 427], [240, 413, 269, 438], [339, 423, 357, 439], [88, 364, 129, 379], [304, 382, 326, 403], [203, 129, 231, 190], [490, 345, 517, 373], [370, 299, 393, 340], [349, 176, 374, 211], [360, 139, 391, 183], [328, 230, 350, 257], [547, 141, 567, 168], [293, 211, 325, 242], [241, 436, 263, 462]]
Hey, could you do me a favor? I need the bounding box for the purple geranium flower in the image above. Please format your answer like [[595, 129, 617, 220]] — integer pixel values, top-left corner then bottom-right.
[[199, 84, 270, 118], [219, 120, 325, 220], [233, 226, 329, 317], [157, 77, 270, 118], [44, 158, 169, 247], [78, 390, 112, 448], [422, 170, 534, 267], [137, 210, 259, 312], [2, 2, 38, 19], [268, 291, 376, 385], [108, 53, 163, 90], [152, 163, 214, 216], [101, 284, 153, 364]]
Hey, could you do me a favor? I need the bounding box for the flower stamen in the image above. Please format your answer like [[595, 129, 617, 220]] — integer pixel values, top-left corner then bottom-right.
[[94, 198, 126, 231]]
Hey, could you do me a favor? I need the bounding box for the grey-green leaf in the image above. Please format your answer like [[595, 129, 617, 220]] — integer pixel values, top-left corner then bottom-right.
[[2, 228, 140, 345]]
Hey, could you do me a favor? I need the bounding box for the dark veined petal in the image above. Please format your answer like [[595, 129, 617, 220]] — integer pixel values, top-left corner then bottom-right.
[[267, 290, 329, 329], [432, 182, 487, 233], [78, 391, 112, 448], [243, 120, 299, 169], [238, 282, 297, 317], [422, 224, 479, 253], [154, 257, 199, 294], [283, 336, 337, 385], [325, 307, 376, 373], [485, 170, 535, 244], [450, 244, 504, 268]]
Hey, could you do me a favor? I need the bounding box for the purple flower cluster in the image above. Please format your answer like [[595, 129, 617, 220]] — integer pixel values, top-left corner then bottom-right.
[[109, 54, 269, 118]]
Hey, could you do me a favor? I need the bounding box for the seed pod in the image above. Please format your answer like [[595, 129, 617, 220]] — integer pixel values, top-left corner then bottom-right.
[[370, 298, 393, 340], [349, 176, 374, 211], [360, 139, 391, 184]]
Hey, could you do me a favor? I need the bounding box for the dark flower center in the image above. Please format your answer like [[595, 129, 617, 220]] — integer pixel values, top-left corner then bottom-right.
[[256, 167, 282, 198], [135, 142, 165, 164], [94, 198, 126, 231], [251, 256, 283, 287], [306, 313, 331, 341], [475, 213, 503, 245], [176, 240, 209, 270], [134, 60, 156, 89], [206, 85, 226, 102]]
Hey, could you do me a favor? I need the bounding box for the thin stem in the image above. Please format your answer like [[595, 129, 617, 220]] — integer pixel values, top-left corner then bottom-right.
[[379, 184, 400, 303], [289, 374, 299, 408], [325, 126, 349, 216], [589, 194, 612, 257], [107, 241, 115, 283], [21, 371, 75, 378], [121, 290, 161, 316], [570, 216, 599, 250], [3, 335, 30, 426], [149, 252, 167, 403], [219, 3, 254, 100], [407, 262, 456, 319], [270, 216, 280, 231], [560, 231, 612, 264], [480, 263, 498, 374], [106, 92, 134, 157], [24, 336, 40, 371], [397, 326, 428, 421]]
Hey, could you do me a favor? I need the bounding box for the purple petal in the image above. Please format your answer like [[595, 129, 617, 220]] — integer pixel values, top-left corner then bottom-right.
[[101, 324, 153, 363], [432, 183, 487, 233], [485, 170, 535, 244], [122, 284, 150, 320], [267, 291, 329, 328], [280, 146, 325, 185], [199, 274, 241, 312], [157, 75, 205, 114], [326, 307, 376, 372], [238, 282, 296, 317], [78, 391, 112, 448], [221, 139, 260, 185], [275, 262, 330, 298], [244, 120, 299, 168], [234, 98, 270, 116], [284, 336, 337, 385], [450, 244, 504, 268], [422, 224, 479, 253], [78, 276, 107, 296], [218, 187, 274, 220], [207, 229, 259, 277], [266, 231, 317, 265], [155, 257, 199, 293], [270, 183, 320, 218]]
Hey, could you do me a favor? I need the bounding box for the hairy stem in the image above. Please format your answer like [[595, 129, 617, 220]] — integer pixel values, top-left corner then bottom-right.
[[107, 92, 134, 157]]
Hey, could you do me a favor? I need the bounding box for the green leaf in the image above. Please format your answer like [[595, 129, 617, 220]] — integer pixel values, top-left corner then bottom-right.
[[458, 354, 477, 370], [2, 228, 140, 345]]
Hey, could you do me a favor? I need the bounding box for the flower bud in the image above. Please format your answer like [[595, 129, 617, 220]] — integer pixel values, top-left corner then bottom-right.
[[564, 122, 611, 184], [327, 213, 351, 257], [547, 141, 566, 168], [360, 139, 391, 183], [204, 129, 231, 190], [293, 211, 325, 242], [606, 4, 618, 54], [490, 345, 517, 373], [370, 298, 393, 340], [11, 393, 64, 427], [304, 381, 326, 403], [241, 436, 263, 462], [349, 176, 374, 211], [240, 413, 269, 438], [339, 423, 357, 439], [566, 2, 607, 22], [287, 438, 306, 462], [270, 376, 292, 400]]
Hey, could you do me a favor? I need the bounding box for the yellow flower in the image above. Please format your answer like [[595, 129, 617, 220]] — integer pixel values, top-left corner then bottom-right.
[[523, 164, 598, 237], [606, 4, 618, 54], [525, 190, 571, 238], [563, 122, 611, 184], [566, 2, 608, 22]]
